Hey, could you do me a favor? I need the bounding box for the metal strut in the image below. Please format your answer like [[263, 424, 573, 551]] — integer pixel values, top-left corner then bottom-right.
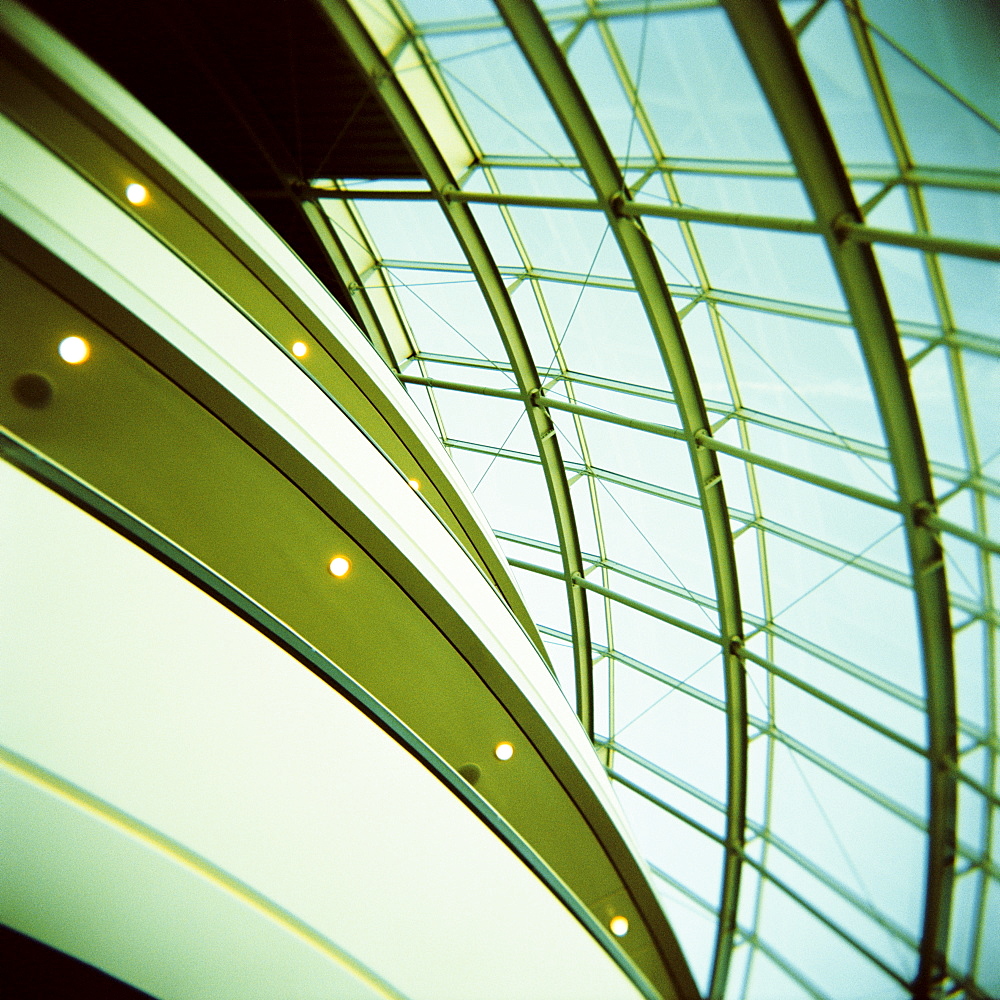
[[493, 4, 749, 998], [722, 4, 958, 997]]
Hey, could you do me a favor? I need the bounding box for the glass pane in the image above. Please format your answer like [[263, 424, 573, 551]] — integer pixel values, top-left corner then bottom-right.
[[755, 882, 909, 998], [765, 846, 918, 982], [766, 747, 925, 940], [717, 307, 885, 445], [613, 660, 728, 804], [797, 0, 896, 168], [454, 452, 558, 545], [774, 679, 927, 816], [424, 30, 575, 158], [568, 22, 653, 164], [675, 173, 812, 220], [942, 256, 1000, 340], [862, 0, 1000, 123], [772, 638, 927, 748], [691, 225, 846, 311], [389, 268, 509, 360], [597, 486, 716, 599], [774, 560, 924, 696], [506, 206, 626, 279], [611, 8, 791, 163], [538, 282, 672, 390], [947, 866, 981, 980], [875, 29, 1000, 173]]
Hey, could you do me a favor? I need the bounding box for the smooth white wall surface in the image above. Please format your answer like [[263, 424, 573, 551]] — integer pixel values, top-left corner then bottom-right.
[[1, 758, 399, 1000], [0, 460, 647, 1000]]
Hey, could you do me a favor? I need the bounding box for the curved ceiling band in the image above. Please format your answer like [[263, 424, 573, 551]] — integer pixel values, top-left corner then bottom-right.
[[316, 0, 597, 736], [721, 4, 958, 998], [491, 5, 749, 998]]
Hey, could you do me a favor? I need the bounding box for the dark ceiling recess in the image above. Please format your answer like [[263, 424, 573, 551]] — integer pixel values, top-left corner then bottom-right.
[[0, 923, 157, 999], [25, 0, 422, 319]]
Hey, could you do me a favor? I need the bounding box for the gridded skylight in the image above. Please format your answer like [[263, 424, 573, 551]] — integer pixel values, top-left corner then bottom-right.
[[312, 2, 1000, 997]]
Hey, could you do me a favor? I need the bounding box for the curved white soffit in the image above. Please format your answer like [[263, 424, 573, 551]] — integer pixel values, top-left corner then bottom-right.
[[0, 0, 503, 574], [0, 112, 642, 863], [2, 757, 403, 1000], [0, 459, 649, 1000]]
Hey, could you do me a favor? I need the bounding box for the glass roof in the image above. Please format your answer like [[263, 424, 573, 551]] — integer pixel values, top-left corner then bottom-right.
[[313, 2, 999, 997]]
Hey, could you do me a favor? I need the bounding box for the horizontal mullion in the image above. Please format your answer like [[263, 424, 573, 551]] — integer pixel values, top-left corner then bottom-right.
[[695, 430, 901, 511], [443, 189, 1000, 261], [507, 553, 955, 756], [573, 573, 722, 645], [606, 650, 731, 717], [841, 220, 1000, 263], [412, 0, 711, 35], [609, 759, 924, 958], [739, 647, 925, 757], [381, 257, 636, 291], [506, 554, 565, 581], [400, 372, 689, 439], [506, 554, 722, 644], [316, 188, 437, 201], [446, 187, 825, 236], [768, 729, 927, 830], [926, 512, 1000, 558], [728, 408, 889, 464], [505, 546, 937, 723], [405, 369, 906, 511], [443, 437, 539, 466], [401, 372, 525, 401], [476, 157, 1000, 195]]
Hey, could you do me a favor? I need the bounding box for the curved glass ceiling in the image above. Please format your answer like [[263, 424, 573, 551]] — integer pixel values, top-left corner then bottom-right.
[[312, 2, 999, 998]]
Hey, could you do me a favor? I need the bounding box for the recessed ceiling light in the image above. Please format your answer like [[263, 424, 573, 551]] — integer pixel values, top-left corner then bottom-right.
[[494, 741, 514, 761], [291, 341, 308, 358], [609, 915, 629, 937], [58, 336, 90, 364], [408, 478, 420, 490], [125, 182, 150, 206], [328, 556, 351, 578]]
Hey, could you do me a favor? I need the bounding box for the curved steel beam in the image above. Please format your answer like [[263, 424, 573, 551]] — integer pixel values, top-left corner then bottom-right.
[[316, 0, 595, 736], [493, 4, 748, 998], [721, 4, 958, 997]]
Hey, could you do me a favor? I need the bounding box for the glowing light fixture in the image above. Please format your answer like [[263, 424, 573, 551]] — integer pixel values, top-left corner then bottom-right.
[[494, 741, 514, 761], [328, 556, 351, 578], [58, 336, 90, 364], [291, 341, 308, 358], [408, 478, 420, 490], [125, 182, 150, 206], [609, 916, 629, 937]]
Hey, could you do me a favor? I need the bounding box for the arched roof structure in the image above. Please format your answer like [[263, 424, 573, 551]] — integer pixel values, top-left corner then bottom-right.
[[2, 1, 998, 998], [309, 3, 1000, 998]]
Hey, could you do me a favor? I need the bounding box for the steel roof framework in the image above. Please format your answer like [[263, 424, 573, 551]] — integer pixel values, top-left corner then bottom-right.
[[307, 2, 998, 998]]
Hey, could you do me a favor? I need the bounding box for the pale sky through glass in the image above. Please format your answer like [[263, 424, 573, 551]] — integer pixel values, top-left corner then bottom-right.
[[320, 2, 1000, 997]]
